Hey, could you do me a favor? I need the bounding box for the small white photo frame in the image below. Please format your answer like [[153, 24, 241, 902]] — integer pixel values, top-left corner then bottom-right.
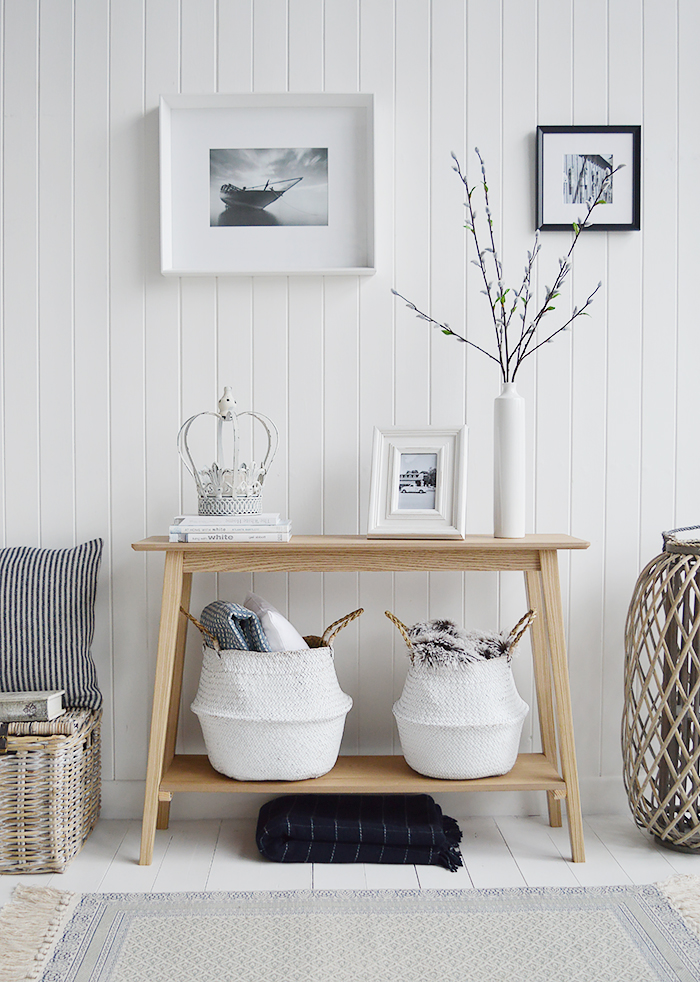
[[160, 93, 375, 275], [368, 427, 467, 538]]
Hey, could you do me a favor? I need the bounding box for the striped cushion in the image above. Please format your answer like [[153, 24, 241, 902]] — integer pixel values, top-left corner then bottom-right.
[[0, 539, 103, 709]]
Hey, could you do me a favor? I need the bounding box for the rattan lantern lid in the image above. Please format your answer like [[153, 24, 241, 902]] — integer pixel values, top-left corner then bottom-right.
[[662, 526, 700, 556]]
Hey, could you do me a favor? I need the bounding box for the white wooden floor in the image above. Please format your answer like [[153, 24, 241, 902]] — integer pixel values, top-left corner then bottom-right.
[[2, 813, 698, 907]]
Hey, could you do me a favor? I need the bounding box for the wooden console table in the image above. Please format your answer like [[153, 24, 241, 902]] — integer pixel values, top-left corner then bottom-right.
[[132, 534, 589, 865]]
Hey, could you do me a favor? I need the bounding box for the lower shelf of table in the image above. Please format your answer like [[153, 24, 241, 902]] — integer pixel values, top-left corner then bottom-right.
[[159, 752, 567, 796]]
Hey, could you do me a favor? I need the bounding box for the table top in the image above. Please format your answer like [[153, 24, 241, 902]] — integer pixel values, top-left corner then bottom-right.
[[132, 534, 589, 573]]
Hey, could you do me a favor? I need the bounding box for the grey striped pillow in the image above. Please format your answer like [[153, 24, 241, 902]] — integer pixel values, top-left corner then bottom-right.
[[0, 539, 103, 709]]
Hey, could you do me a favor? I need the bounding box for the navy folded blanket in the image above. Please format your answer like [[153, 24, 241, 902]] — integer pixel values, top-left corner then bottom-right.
[[256, 794, 463, 871]]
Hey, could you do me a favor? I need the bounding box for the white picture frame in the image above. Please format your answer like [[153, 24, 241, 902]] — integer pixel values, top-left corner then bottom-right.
[[159, 93, 375, 275], [367, 427, 467, 539]]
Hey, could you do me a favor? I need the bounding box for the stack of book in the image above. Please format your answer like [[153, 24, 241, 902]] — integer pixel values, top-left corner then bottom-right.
[[169, 514, 292, 543], [0, 690, 65, 723]]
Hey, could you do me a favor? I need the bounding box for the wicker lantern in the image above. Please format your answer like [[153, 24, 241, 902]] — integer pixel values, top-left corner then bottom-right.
[[623, 527, 700, 851]]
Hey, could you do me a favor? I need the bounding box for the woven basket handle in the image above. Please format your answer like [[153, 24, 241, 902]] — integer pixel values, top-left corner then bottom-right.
[[180, 607, 221, 651], [321, 608, 364, 647], [507, 608, 537, 655], [385, 611, 415, 661]]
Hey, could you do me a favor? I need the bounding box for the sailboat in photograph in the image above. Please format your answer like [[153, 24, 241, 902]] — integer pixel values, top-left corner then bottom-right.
[[219, 176, 303, 210]]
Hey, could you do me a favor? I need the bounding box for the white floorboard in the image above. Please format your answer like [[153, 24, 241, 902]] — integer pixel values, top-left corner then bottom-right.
[[584, 814, 680, 885], [457, 817, 526, 889], [313, 863, 367, 890], [547, 820, 632, 887], [151, 820, 221, 893], [2, 812, 698, 904], [493, 816, 581, 888]]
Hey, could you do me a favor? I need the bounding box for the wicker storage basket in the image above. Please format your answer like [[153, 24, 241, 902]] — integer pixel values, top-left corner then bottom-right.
[[0, 708, 101, 873], [190, 609, 359, 781], [387, 612, 531, 780]]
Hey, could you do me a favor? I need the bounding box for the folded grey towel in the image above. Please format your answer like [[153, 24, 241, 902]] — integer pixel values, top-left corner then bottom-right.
[[200, 600, 271, 651]]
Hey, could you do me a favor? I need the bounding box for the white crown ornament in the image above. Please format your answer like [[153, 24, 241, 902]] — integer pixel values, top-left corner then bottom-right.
[[177, 387, 279, 516]]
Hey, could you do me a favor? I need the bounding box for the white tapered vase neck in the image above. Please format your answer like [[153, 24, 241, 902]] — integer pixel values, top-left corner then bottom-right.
[[493, 382, 526, 538]]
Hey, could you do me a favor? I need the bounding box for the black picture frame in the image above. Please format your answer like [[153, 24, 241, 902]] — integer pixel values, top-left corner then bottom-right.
[[536, 125, 641, 231]]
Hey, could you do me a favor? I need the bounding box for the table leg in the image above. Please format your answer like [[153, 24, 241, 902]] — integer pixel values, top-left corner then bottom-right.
[[539, 549, 585, 862], [156, 571, 193, 831], [525, 569, 562, 828], [140, 551, 185, 866]]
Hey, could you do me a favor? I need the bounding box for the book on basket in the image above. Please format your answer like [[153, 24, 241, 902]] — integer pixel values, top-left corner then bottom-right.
[[0, 689, 65, 723], [169, 520, 292, 543]]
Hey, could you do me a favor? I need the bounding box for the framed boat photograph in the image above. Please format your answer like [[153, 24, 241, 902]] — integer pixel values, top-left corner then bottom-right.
[[367, 427, 467, 539], [536, 125, 641, 231], [159, 93, 375, 275]]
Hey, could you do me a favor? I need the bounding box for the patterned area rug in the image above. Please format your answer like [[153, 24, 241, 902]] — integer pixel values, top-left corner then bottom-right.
[[1, 877, 700, 982]]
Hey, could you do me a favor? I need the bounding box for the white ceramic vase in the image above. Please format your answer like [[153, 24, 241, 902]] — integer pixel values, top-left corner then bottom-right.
[[493, 381, 525, 538]]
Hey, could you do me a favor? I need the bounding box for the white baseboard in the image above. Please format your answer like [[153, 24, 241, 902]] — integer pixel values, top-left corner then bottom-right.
[[100, 775, 630, 821]]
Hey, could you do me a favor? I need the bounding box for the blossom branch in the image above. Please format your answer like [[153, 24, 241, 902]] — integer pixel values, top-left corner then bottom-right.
[[394, 150, 621, 383], [391, 290, 502, 367]]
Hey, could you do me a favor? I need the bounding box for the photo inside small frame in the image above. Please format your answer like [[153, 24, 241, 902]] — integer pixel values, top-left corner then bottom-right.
[[562, 154, 613, 205], [397, 453, 438, 510], [210, 147, 329, 227]]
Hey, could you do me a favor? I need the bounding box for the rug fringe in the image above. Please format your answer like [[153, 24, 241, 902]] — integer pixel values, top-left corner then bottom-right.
[[658, 874, 700, 938], [0, 886, 75, 982]]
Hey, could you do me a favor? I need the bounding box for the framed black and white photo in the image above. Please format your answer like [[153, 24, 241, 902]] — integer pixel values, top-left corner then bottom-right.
[[160, 93, 374, 275], [368, 427, 467, 539], [536, 125, 641, 231]]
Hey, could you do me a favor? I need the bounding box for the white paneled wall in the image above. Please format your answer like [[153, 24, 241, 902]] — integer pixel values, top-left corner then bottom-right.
[[1, 0, 698, 818]]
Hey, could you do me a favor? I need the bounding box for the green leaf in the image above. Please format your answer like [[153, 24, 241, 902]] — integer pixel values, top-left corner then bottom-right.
[[545, 306, 555, 312], [442, 328, 452, 335], [572, 222, 580, 234]]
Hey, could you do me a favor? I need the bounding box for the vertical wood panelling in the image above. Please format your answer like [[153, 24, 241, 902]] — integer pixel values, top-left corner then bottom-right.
[[639, 0, 677, 561], [289, 0, 323, 90], [394, 0, 431, 428], [534, 0, 574, 542], [74, 0, 112, 773], [463, 0, 500, 639], [109, 0, 148, 779], [500, 0, 538, 747], [143, 0, 181, 752], [253, 0, 288, 91], [38, 0, 75, 541], [675, 0, 700, 526], [567, 0, 610, 779], [321, 0, 362, 750], [0, 0, 4, 542], [217, 0, 253, 92], [533, 0, 575, 754], [176, 0, 221, 753], [426, 0, 468, 720], [357, 0, 398, 754], [2, 0, 40, 546], [216, 1, 255, 608], [390, 0, 432, 743], [1, 0, 695, 815], [601, 0, 644, 777]]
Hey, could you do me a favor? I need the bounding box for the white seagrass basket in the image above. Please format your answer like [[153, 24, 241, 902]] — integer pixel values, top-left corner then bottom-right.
[[387, 610, 533, 780], [189, 608, 359, 781]]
